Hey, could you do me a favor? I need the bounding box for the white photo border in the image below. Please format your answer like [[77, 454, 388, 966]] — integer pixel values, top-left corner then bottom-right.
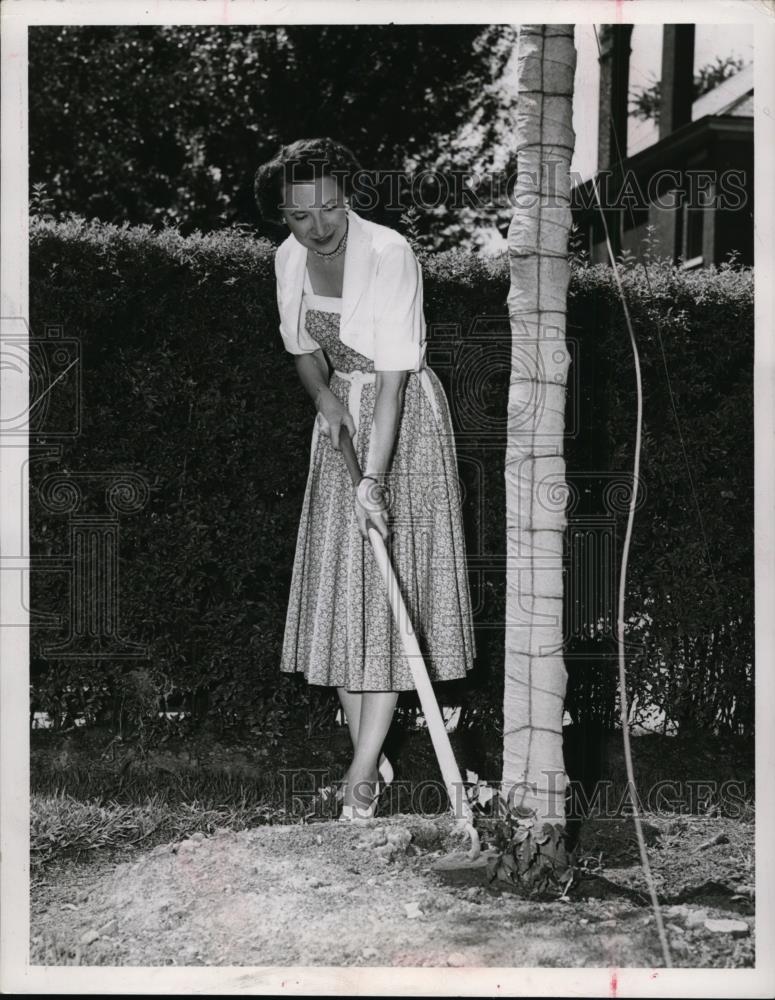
[[2, 0, 773, 995]]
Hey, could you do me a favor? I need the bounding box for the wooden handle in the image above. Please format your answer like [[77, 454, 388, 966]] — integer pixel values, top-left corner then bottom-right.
[[338, 425, 363, 487], [338, 424, 476, 838]]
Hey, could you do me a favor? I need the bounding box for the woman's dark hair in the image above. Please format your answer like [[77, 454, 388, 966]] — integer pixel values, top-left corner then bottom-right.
[[253, 137, 362, 224]]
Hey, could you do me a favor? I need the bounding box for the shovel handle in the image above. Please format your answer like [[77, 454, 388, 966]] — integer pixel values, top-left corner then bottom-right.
[[337, 424, 478, 852], [338, 425, 363, 487]]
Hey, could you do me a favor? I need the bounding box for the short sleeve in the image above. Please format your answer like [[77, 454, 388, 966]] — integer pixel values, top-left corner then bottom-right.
[[372, 242, 426, 371], [274, 251, 320, 356], [295, 300, 322, 354]]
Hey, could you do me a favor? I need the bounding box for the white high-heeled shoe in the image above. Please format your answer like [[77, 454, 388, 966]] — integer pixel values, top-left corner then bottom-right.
[[308, 754, 392, 817], [338, 755, 393, 822], [338, 799, 379, 822]]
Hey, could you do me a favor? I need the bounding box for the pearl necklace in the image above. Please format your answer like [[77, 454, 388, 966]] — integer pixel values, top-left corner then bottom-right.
[[310, 218, 348, 261]]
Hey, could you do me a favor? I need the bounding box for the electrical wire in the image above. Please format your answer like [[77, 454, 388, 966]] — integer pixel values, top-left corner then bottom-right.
[[587, 23, 676, 967], [589, 170, 672, 969], [591, 24, 721, 594]]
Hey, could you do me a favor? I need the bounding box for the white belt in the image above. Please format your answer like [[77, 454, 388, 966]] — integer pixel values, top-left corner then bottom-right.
[[333, 369, 375, 444], [333, 366, 444, 437], [313, 366, 446, 469]]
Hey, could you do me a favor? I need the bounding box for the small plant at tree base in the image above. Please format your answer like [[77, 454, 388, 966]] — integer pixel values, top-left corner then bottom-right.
[[486, 801, 574, 899]]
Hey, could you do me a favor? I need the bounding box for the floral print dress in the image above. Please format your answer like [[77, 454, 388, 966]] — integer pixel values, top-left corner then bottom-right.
[[279, 271, 475, 691]]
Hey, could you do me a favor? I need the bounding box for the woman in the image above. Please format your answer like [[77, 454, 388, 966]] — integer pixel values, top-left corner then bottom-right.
[[254, 138, 475, 820]]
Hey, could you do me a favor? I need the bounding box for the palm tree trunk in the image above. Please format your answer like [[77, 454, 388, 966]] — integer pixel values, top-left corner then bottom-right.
[[502, 24, 576, 825]]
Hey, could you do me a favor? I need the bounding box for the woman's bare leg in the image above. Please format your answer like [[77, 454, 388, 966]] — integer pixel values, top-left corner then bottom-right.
[[336, 686, 362, 747], [343, 690, 399, 808]]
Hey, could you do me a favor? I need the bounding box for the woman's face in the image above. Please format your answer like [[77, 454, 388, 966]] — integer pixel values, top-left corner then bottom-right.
[[280, 174, 347, 251]]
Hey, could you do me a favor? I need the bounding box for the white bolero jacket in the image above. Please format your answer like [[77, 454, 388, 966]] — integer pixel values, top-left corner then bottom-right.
[[273, 208, 427, 371]]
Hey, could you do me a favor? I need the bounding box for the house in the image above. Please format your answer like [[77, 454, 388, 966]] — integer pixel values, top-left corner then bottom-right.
[[571, 25, 753, 269]]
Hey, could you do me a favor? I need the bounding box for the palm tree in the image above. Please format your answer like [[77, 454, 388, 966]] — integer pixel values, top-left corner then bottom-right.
[[501, 24, 576, 826]]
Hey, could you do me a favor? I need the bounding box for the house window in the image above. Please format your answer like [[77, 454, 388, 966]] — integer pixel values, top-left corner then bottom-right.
[[623, 207, 649, 232], [682, 203, 705, 268]]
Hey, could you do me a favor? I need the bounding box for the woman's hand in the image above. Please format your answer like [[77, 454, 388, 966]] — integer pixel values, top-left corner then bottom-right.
[[315, 386, 356, 451], [354, 477, 390, 542]]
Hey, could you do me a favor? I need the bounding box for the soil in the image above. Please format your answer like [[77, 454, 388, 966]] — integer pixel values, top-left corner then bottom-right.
[[31, 811, 754, 968]]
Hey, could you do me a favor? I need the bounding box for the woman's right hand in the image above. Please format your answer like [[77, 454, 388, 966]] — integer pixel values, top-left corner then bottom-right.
[[315, 386, 356, 451]]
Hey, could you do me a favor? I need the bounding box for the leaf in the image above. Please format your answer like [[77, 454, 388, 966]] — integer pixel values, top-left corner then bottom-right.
[[477, 784, 496, 807]]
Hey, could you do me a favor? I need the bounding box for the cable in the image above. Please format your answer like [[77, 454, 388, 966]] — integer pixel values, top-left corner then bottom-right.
[[591, 24, 721, 594], [587, 24, 674, 967], [589, 171, 672, 969]]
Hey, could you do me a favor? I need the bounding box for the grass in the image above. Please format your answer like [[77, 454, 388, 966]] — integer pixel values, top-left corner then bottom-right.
[[30, 723, 755, 868], [31, 766, 295, 812], [30, 791, 291, 867]]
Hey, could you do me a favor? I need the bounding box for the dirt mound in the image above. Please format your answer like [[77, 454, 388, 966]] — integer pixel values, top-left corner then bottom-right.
[[31, 813, 754, 968]]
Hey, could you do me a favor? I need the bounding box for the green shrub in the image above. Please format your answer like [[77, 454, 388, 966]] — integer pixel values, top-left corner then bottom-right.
[[29, 217, 753, 740], [567, 249, 753, 735]]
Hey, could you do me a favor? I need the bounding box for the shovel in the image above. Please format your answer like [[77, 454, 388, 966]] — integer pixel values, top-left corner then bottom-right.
[[339, 425, 480, 861]]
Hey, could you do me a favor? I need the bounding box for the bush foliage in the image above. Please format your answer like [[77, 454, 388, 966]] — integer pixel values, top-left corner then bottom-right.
[[29, 217, 753, 742], [29, 24, 519, 247]]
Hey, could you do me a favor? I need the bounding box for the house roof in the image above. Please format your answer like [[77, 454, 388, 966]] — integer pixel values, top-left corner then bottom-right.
[[572, 112, 752, 210], [691, 61, 753, 119], [628, 61, 753, 157]]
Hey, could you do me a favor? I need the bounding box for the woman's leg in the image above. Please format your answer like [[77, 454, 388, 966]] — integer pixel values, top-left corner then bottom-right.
[[336, 686, 362, 747], [343, 690, 399, 808], [335, 687, 361, 798]]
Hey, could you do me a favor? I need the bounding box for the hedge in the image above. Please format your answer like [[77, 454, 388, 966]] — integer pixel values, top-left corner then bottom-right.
[[28, 216, 754, 741]]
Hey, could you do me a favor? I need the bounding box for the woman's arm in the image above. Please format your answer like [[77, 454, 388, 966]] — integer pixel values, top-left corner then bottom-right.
[[354, 370, 408, 543], [365, 370, 408, 477], [294, 350, 356, 451], [294, 348, 329, 401]]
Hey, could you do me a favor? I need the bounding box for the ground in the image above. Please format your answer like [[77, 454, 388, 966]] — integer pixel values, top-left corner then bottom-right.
[[31, 810, 754, 968]]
